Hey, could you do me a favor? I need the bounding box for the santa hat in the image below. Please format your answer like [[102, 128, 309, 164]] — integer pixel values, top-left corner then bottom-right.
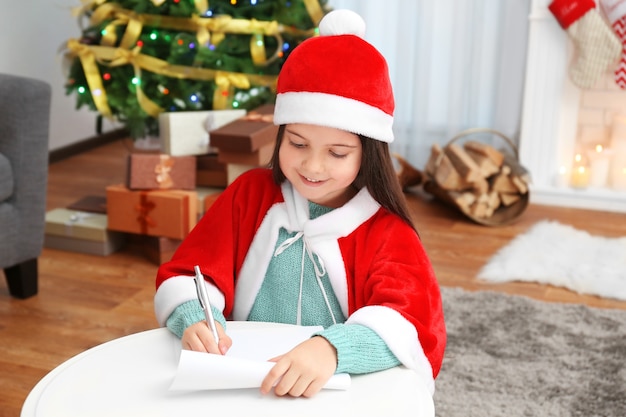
[[273, 9, 395, 143]]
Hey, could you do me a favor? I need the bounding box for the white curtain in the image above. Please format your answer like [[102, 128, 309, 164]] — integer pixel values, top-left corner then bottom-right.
[[328, 0, 531, 168]]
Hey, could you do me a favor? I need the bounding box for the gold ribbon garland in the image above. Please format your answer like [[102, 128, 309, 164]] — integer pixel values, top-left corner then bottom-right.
[[213, 71, 251, 109], [67, 39, 113, 118], [67, 0, 325, 117], [303, 0, 325, 26], [194, 0, 209, 15], [65, 39, 277, 116], [87, 4, 317, 56]]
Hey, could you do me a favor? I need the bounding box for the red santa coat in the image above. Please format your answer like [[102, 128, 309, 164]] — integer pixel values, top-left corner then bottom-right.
[[155, 168, 446, 393]]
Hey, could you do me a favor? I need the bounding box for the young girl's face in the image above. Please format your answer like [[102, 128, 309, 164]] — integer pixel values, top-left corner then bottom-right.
[[279, 123, 362, 208]]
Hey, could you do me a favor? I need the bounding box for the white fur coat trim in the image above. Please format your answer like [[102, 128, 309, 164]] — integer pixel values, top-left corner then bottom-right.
[[233, 181, 380, 319]]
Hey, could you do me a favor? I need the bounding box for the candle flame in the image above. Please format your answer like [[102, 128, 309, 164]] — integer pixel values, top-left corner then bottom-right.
[[574, 153, 582, 162], [578, 166, 586, 174], [595, 144, 603, 153]]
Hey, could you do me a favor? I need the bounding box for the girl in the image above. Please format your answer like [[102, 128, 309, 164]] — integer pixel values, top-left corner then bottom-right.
[[154, 9, 446, 399]]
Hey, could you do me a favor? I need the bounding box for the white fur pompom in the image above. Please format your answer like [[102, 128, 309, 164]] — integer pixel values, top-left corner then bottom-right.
[[318, 9, 366, 38]]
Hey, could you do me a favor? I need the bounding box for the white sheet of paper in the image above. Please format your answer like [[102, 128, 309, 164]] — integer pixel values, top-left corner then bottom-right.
[[169, 324, 351, 391]]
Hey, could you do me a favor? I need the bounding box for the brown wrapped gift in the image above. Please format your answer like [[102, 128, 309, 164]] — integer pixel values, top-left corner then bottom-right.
[[127, 153, 197, 190], [209, 104, 278, 153], [196, 154, 227, 187], [66, 195, 108, 214], [128, 234, 182, 265], [106, 185, 197, 239], [217, 141, 274, 166]]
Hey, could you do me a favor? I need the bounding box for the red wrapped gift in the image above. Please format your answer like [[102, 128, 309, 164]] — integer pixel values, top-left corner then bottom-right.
[[209, 104, 278, 153], [203, 192, 222, 215], [106, 185, 197, 239], [196, 186, 223, 219], [127, 153, 197, 190]]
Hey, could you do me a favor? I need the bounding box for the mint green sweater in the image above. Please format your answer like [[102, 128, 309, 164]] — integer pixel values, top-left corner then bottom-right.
[[166, 202, 400, 374]]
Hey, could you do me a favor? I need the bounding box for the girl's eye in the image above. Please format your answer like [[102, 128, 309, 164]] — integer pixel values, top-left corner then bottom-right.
[[330, 150, 347, 159], [289, 140, 306, 149]]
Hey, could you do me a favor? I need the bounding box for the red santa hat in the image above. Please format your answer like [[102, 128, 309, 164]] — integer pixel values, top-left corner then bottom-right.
[[273, 9, 395, 143]]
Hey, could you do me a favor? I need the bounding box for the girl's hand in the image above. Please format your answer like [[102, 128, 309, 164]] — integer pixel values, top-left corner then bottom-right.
[[181, 321, 232, 355], [260, 336, 338, 398]]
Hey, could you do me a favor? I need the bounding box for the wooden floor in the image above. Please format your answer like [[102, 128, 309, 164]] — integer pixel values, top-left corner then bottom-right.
[[2, 139, 626, 417]]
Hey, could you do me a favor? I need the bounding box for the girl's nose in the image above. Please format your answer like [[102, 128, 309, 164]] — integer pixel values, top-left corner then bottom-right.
[[303, 151, 324, 173]]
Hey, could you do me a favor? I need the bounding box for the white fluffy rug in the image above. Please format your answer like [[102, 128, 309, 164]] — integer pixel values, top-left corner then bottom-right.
[[478, 220, 626, 301]]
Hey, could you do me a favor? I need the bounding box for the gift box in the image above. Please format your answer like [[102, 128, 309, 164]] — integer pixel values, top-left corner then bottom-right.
[[44, 208, 126, 256], [127, 153, 197, 190], [203, 193, 221, 214], [226, 164, 261, 185], [106, 185, 197, 239], [209, 104, 277, 153], [195, 186, 223, 219], [128, 234, 182, 265], [217, 141, 274, 166], [159, 109, 246, 156], [196, 153, 228, 187]]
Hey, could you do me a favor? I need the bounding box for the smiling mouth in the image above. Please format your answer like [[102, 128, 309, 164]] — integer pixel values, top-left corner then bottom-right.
[[305, 176, 322, 183]]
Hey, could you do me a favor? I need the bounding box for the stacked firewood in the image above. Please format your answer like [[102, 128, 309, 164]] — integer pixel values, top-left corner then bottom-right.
[[423, 140, 530, 221]]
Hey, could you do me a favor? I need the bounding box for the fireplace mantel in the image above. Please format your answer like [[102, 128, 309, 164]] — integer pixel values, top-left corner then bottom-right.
[[519, 0, 626, 213]]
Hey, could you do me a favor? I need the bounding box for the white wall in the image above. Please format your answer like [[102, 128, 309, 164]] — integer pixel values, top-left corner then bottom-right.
[[0, 0, 121, 151]]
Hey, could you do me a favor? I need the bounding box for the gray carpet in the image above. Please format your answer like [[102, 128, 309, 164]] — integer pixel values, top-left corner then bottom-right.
[[434, 287, 626, 417]]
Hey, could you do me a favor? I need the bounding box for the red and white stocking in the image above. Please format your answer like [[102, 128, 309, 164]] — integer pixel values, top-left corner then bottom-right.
[[601, 0, 626, 88], [549, 0, 622, 88]]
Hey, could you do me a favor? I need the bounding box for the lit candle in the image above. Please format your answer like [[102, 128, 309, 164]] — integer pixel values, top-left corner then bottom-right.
[[570, 165, 590, 188], [587, 144, 612, 187], [570, 153, 591, 188]]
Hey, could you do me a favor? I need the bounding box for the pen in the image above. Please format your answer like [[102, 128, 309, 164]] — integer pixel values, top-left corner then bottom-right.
[[193, 265, 220, 345]]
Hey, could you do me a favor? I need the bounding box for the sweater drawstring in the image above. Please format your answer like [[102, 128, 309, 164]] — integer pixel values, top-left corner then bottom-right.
[[273, 231, 336, 326]]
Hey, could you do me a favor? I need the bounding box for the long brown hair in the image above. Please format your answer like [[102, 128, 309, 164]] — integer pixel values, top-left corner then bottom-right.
[[269, 125, 416, 231]]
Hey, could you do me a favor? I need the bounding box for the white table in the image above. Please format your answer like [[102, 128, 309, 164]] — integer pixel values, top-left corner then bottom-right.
[[22, 323, 434, 417]]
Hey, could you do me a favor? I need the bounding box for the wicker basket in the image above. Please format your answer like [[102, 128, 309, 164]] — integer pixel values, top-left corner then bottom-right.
[[423, 128, 530, 226]]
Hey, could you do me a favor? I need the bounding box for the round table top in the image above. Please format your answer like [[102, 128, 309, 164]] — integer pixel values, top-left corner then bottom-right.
[[22, 323, 434, 417]]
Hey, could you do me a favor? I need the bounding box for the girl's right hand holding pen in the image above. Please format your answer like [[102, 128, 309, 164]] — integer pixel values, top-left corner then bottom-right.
[[181, 321, 231, 355]]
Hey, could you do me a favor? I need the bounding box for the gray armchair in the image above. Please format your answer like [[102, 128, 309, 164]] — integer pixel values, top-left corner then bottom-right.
[[0, 73, 51, 298]]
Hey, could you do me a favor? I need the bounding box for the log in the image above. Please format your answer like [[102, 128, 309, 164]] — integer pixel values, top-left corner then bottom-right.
[[444, 143, 483, 183], [472, 177, 490, 194], [511, 176, 528, 194], [428, 144, 472, 190], [503, 153, 531, 181], [449, 191, 477, 212], [424, 144, 443, 177], [463, 140, 505, 167], [492, 171, 518, 194], [465, 148, 501, 178], [500, 193, 521, 206], [393, 153, 423, 189], [470, 200, 491, 218]]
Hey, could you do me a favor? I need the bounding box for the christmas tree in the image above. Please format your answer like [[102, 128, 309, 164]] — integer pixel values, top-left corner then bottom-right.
[[63, 0, 330, 139]]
